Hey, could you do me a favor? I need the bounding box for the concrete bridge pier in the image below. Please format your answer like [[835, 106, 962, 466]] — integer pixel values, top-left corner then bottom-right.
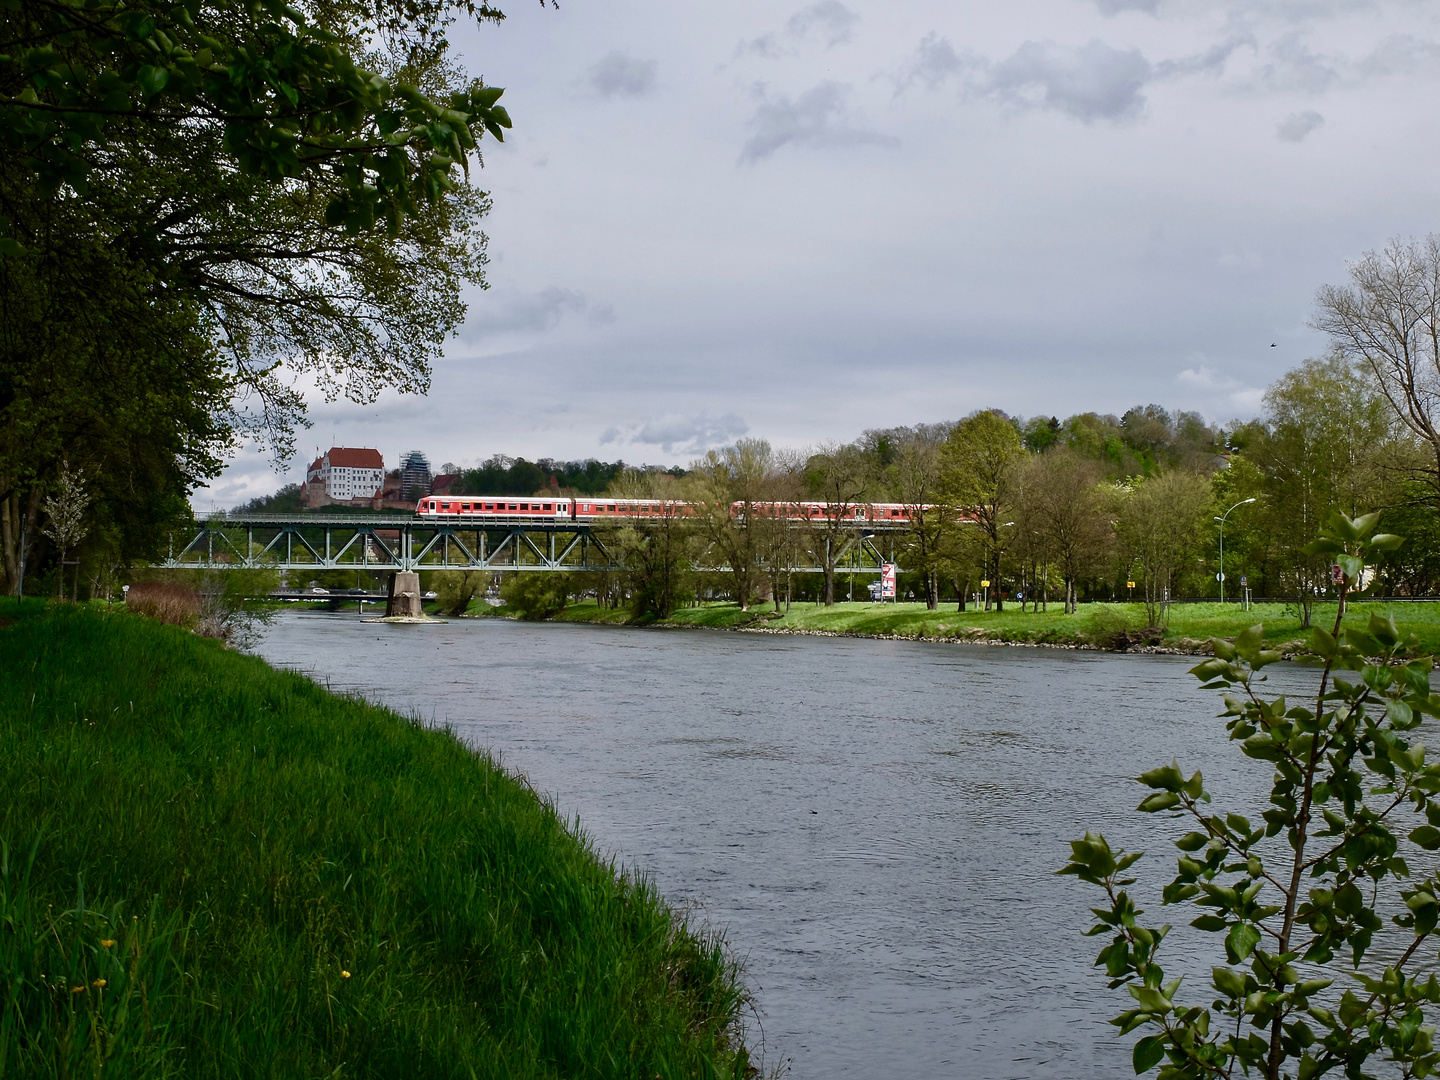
[[386, 571, 423, 618]]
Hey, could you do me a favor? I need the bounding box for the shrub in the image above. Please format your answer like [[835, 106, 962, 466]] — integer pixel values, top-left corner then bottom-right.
[[499, 573, 570, 620]]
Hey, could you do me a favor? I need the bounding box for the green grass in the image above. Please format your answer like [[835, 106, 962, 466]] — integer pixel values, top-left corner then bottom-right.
[[508, 597, 1440, 654], [0, 602, 751, 1079]]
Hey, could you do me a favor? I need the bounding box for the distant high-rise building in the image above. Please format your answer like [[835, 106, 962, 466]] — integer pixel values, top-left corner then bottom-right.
[[400, 451, 432, 501]]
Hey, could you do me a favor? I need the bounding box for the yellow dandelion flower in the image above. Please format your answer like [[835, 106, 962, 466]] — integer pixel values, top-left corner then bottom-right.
[[100, 939, 115, 948], [92, 979, 107, 989], [341, 970, 351, 979], [71, 986, 85, 994]]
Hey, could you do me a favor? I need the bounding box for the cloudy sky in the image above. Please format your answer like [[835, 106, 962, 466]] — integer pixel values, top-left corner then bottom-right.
[[199, 0, 1440, 508]]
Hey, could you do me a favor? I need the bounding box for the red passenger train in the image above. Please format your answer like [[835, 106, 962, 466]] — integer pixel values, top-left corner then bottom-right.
[[415, 496, 922, 523]]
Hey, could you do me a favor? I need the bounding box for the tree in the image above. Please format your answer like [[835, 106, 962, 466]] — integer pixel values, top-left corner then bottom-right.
[[602, 468, 694, 622], [499, 572, 570, 620], [1060, 512, 1440, 1080], [802, 443, 870, 607], [1115, 471, 1213, 627], [1314, 234, 1440, 502], [688, 439, 775, 611], [39, 457, 90, 600], [1019, 450, 1111, 614], [1, 0, 513, 243], [433, 569, 489, 616], [940, 411, 1025, 611], [1242, 355, 1401, 625], [1, 0, 515, 587], [887, 426, 949, 609]]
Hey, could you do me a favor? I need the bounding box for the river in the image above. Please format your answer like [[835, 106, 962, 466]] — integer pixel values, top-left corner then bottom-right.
[[255, 611, 1312, 1079]]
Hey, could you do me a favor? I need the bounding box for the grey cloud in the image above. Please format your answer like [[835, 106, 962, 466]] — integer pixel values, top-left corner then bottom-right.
[[462, 287, 588, 337], [1276, 109, 1324, 141], [897, 32, 967, 92], [1095, 0, 1159, 12], [1357, 35, 1440, 79], [737, 1, 857, 59], [1153, 35, 1252, 79], [586, 51, 657, 98], [628, 413, 750, 455], [903, 31, 1244, 121], [1255, 33, 1341, 92], [787, 1, 858, 46], [740, 82, 899, 163], [988, 39, 1153, 122]]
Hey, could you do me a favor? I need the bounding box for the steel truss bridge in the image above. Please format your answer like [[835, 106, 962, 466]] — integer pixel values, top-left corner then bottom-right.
[[159, 514, 904, 576]]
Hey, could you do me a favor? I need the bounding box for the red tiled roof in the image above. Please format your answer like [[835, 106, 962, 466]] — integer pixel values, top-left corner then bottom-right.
[[430, 473, 459, 493], [325, 447, 384, 469]]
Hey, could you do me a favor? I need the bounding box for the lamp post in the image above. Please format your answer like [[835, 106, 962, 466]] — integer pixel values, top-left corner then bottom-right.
[[1215, 498, 1256, 604]]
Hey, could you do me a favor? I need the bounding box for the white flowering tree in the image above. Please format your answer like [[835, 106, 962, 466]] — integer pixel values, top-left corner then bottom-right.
[[40, 460, 91, 601]]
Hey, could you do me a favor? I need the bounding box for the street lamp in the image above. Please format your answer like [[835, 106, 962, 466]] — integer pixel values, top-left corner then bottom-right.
[[1215, 498, 1256, 604]]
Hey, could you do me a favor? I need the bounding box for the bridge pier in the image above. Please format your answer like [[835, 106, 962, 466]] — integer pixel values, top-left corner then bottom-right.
[[386, 571, 423, 618]]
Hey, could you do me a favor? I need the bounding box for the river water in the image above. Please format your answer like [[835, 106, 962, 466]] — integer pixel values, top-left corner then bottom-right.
[[255, 612, 1316, 1079]]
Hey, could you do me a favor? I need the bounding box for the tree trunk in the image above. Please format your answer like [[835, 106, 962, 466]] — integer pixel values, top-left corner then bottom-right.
[[823, 564, 835, 606], [926, 570, 938, 610], [1, 494, 15, 595]]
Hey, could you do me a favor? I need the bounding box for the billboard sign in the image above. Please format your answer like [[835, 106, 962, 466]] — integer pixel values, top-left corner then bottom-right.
[[881, 563, 897, 599]]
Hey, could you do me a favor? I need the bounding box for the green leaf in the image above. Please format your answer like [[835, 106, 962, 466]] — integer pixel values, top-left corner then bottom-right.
[[0, 236, 24, 257], [1225, 922, 1261, 964], [1369, 533, 1404, 552], [1236, 624, 1264, 659], [1128, 984, 1173, 1014], [1410, 826, 1440, 850], [1132, 1035, 1166, 1074], [1136, 761, 1185, 791], [1367, 613, 1401, 647], [1138, 791, 1182, 813], [1312, 626, 1338, 658], [1212, 966, 1247, 998]]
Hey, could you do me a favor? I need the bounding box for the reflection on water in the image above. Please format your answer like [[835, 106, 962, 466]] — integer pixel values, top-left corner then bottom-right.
[[256, 613, 1324, 1079]]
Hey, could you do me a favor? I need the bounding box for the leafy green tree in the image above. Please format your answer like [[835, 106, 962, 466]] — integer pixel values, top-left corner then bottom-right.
[[1235, 355, 1404, 622], [433, 569, 489, 616], [940, 410, 1025, 611], [1016, 449, 1111, 614], [1061, 512, 1440, 1080], [689, 439, 777, 612], [1, 0, 514, 589], [601, 469, 694, 622], [887, 427, 949, 609], [1115, 471, 1213, 627], [499, 572, 569, 620]]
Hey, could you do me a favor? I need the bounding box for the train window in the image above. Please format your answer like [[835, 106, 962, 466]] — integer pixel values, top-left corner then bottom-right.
[[463, 503, 472, 511], [608, 504, 616, 511], [890, 509, 899, 516], [520, 503, 529, 510], [441, 502, 451, 510], [543, 503, 553, 511], [484, 503, 493, 510]]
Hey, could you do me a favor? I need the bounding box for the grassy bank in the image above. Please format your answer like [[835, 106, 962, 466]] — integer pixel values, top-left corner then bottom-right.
[[477, 597, 1440, 654], [0, 602, 751, 1079]]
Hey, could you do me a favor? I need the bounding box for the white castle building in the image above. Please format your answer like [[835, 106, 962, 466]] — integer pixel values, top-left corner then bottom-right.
[[303, 447, 385, 508]]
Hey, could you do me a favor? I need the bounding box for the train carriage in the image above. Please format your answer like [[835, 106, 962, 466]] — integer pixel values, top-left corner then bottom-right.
[[416, 497, 923, 522]]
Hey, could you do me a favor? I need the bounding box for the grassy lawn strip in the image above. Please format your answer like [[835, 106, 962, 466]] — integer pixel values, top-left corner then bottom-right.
[[479, 598, 1440, 654], [0, 603, 750, 1079]]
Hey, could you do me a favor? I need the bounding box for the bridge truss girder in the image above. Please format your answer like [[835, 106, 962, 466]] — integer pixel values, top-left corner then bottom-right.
[[159, 517, 900, 576]]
